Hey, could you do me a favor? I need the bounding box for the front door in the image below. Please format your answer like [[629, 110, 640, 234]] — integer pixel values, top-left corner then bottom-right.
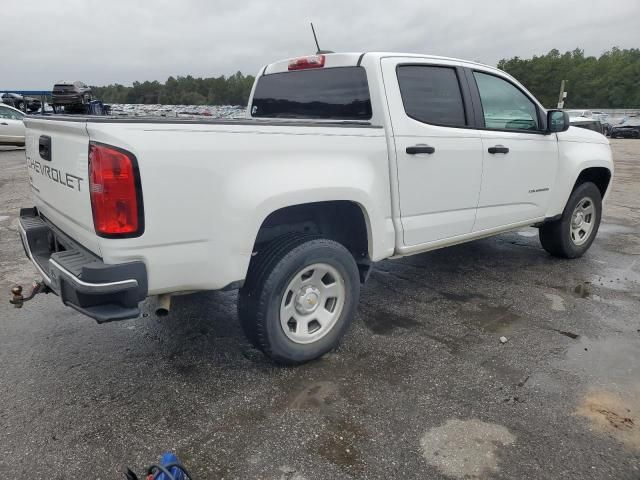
[[469, 70, 559, 231], [381, 58, 483, 247]]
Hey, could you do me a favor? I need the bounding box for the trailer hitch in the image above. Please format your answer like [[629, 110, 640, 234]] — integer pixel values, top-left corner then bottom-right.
[[9, 281, 51, 308]]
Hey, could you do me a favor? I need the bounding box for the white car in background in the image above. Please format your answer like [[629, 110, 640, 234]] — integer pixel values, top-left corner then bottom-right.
[[0, 103, 26, 145]]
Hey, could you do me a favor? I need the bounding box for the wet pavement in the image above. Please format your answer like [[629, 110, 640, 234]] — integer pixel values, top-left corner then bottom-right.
[[0, 141, 639, 479]]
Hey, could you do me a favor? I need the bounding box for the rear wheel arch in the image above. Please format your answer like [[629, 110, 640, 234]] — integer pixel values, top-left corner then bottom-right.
[[251, 200, 373, 280]]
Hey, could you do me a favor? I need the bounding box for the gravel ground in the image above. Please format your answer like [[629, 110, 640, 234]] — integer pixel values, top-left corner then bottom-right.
[[0, 140, 639, 479]]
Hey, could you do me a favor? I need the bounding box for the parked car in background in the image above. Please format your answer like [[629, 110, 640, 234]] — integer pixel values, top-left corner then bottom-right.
[[0, 103, 26, 145], [51, 81, 92, 113], [591, 111, 610, 124], [1, 92, 41, 113], [566, 110, 605, 135], [565, 109, 593, 118], [569, 116, 603, 134], [610, 118, 640, 138]]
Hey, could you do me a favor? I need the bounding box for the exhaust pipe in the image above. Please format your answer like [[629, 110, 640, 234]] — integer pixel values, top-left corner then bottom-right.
[[156, 294, 172, 316]]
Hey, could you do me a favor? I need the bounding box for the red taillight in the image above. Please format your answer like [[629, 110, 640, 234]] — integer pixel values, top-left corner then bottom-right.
[[89, 142, 143, 237], [288, 54, 325, 71]]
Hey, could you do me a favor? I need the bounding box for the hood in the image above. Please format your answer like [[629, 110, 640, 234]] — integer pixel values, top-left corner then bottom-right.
[[557, 126, 609, 145]]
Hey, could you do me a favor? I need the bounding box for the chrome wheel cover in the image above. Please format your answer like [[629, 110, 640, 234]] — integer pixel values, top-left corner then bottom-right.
[[279, 263, 346, 344], [570, 197, 596, 246]]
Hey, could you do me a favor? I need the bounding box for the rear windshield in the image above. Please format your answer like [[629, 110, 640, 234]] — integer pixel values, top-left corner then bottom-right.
[[251, 66, 372, 120]]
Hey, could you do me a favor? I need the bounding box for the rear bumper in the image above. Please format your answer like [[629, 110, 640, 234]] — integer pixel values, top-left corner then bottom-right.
[[52, 95, 84, 105], [611, 128, 640, 138], [18, 207, 148, 322]]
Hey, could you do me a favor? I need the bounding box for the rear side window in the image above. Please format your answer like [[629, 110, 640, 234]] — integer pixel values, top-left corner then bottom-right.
[[396, 65, 467, 127], [251, 67, 372, 120]]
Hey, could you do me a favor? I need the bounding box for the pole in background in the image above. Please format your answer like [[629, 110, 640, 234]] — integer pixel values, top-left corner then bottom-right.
[[557, 80, 567, 109]]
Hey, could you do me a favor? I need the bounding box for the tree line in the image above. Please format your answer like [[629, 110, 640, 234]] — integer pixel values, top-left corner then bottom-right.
[[91, 71, 255, 106], [91, 48, 640, 108], [498, 47, 640, 108]]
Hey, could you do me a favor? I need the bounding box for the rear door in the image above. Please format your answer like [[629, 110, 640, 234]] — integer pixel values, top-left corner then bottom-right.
[[468, 70, 558, 231], [381, 58, 483, 246], [24, 118, 100, 254]]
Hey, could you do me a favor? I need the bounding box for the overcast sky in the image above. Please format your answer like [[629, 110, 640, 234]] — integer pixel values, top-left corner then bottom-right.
[[3, 0, 639, 89]]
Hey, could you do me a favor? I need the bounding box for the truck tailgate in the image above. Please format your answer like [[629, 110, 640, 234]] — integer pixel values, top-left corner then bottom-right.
[[24, 118, 100, 255]]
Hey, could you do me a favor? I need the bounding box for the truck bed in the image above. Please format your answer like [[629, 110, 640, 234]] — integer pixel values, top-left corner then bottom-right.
[[23, 114, 391, 295], [27, 114, 378, 128]]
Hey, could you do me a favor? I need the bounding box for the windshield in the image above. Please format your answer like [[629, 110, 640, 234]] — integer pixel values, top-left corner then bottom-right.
[[251, 66, 372, 120]]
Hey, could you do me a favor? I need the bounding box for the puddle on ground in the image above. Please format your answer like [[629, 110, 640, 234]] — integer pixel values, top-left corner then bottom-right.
[[420, 418, 516, 479], [361, 307, 422, 335], [544, 293, 567, 311], [576, 389, 639, 450], [289, 381, 339, 409], [460, 304, 521, 334], [598, 223, 640, 255], [598, 223, 637, 235], [573, 282, 592, 298], [563, 335, 640, 449], [604, 233, 640, 256], [564, 336, 640, 390], [517, 229, 537, 238], [589, 265, 640, 293]]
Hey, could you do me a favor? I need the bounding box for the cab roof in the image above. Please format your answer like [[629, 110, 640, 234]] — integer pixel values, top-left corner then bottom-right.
[[263, 52, 499, 75]]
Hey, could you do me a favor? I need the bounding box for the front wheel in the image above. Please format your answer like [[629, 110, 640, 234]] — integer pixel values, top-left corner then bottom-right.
[[539, 181, 602, 258], [238, 234, 360, 364]]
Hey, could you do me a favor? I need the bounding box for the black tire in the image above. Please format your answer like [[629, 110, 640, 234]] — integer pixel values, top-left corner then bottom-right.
[[539, 181, 602, 259], [238, 233, 360, 365]]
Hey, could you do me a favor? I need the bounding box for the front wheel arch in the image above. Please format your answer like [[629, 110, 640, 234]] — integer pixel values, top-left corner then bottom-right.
[[539, 181, 602, 258], [572, 167, 612, 198]]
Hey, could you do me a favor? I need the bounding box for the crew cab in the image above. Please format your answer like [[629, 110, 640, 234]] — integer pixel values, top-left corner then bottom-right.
[[17, 52, 613, 364]]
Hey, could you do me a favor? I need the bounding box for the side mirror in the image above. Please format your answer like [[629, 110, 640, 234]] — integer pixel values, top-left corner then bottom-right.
[[547, 110, 570, 133]]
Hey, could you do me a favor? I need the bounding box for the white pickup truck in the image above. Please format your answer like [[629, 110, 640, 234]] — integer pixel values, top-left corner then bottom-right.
[[16, 52, 613, 364]]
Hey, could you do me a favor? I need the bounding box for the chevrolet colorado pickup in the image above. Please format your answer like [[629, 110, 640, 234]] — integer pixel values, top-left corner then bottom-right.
[[17, 52, 613, 364]]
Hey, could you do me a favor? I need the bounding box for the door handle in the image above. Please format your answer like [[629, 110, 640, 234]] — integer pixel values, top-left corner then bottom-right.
[[488, 145, 509, 154], [406, 145, 435, 155], [39, 135, 52, 161], [0, 122, 8, 125]]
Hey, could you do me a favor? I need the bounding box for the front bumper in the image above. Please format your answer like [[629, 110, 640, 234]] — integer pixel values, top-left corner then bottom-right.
[[18, 208, 148, 323]]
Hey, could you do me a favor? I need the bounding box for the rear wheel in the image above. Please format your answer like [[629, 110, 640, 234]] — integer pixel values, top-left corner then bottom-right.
[[237, 234, 360, 364], [539, 181, 602, 258]]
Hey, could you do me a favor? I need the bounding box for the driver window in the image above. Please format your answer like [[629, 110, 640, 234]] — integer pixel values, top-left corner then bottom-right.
[[473, 72, 539, 131]]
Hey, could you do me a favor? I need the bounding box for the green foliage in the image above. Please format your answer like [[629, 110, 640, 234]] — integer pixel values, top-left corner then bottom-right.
[[91, 71, 255, 106], [498, 47, 640, 108], [92, 47, 640, 108]]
